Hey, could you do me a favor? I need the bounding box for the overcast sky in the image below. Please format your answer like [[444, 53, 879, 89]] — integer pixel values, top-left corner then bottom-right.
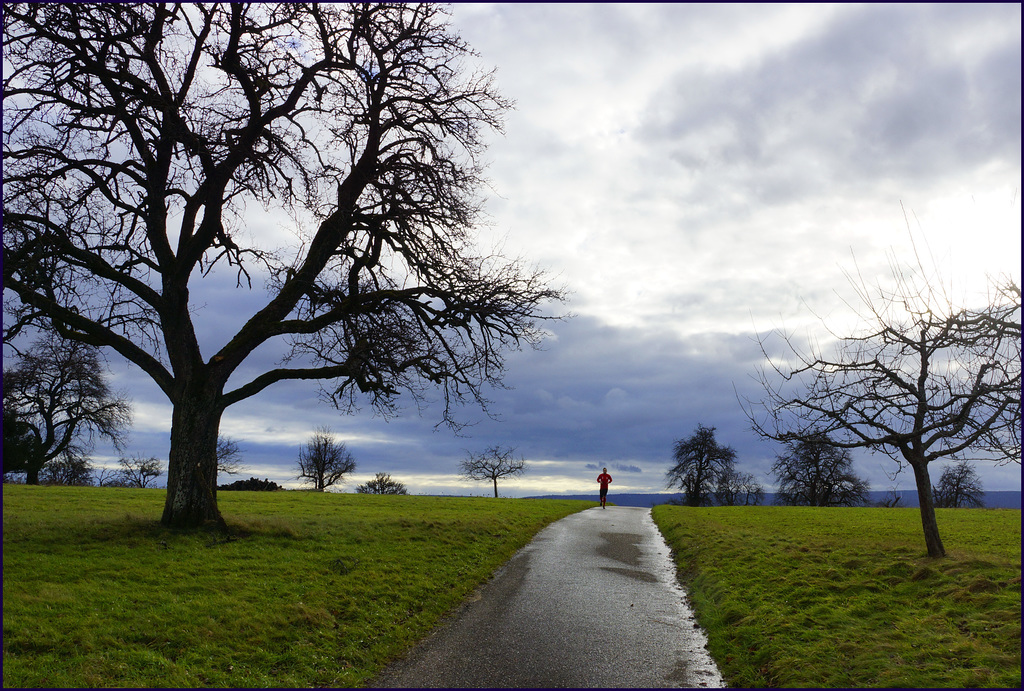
[[77, 3, 1022, 496]]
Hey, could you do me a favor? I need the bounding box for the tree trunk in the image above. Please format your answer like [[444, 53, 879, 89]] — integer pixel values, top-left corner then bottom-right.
[[493, 478, 498, 498], [161, 386, 224, 529], [25, 464, 41, 485], [909, 459, 946, 558]]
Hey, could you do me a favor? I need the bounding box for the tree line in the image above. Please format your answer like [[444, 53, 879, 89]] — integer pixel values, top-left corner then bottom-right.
[[663, 423, 988, 510]]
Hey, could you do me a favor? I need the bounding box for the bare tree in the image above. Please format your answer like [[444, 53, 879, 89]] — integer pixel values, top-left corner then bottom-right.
[[356, 472, 409, 495], [932, 460, 985, 508], [746, 254, 1020, 556], [2, 333, 131, 484], [111, 455, 164, 488], [3, 409, 36, 482], [460, 445, 528, 498], [714, 468, 765, 506], [665, 424, 737, 507], [874, 489, 905, 508], [771, 435, 871, 507], [40, 450, 95, 486], [976, 278, 1022, 463], [216, 436, 247, 477], [296, 427, 356, 491], [3, 4, 563, 528]]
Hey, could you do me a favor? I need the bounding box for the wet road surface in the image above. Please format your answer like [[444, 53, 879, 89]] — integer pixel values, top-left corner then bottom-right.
[[373, 506, 725, 688]]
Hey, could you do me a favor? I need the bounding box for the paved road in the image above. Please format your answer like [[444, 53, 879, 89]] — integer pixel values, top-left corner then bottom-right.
[[373, 506, 725, 688]]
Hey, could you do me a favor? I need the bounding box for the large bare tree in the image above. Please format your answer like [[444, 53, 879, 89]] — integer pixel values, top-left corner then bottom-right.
[[771, 435, 871, 507], [2, 333, 132, 485], [3, 4, 562, 527], [747, 259, 1020, 557], [932, 460, 985, 509], [665, 424, 737, 507]]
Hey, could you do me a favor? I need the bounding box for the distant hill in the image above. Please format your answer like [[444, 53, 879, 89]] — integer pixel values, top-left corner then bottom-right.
[[527, 490, 1022, 509]]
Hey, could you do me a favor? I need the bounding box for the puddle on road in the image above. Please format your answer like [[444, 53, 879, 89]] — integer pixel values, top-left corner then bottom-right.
[[598, 531, 644, 566]]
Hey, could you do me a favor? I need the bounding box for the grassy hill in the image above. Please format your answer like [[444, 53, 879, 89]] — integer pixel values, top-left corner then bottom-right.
[[653, 504, 1021, 688], [3, 485, 1020, 688], [2, 485, 592, 688]]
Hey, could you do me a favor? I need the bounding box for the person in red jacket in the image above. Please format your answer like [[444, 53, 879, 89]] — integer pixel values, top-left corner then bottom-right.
[[597, 468, 613, 508]]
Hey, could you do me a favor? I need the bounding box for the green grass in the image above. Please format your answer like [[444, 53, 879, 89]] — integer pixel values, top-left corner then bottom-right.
[[651, 505, 1022, 688], [2, 485, 594, 688], [7, 488, 1020, 689]]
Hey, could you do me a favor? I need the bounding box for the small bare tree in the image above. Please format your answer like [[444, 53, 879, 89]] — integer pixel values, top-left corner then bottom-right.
[[297, 427, 356, 491], [932, 460, 985, 508], [112, 455, 164, 488], [40, 450, 95, 486], [746, 250, 1020, 556], [216, 437, 247, 477], [460, 445, 528, 498]]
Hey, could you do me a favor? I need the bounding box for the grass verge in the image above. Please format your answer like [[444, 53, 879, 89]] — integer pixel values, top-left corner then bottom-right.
[[2, 485, 594, 688], [651, 505, 1021, 688]]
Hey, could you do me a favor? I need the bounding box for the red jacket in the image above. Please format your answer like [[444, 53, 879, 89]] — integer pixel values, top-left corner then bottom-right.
[[597, 473, 612, 488]]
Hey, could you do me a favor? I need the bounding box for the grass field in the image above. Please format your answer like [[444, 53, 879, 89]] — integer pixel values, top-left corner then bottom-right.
[[2, 485, 593, 688], [651, 504, 1022, 688], [4, 487, 1020, 688]]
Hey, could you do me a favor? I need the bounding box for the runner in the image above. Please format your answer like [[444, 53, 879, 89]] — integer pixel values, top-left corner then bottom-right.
[[597, 467, 613, 508]]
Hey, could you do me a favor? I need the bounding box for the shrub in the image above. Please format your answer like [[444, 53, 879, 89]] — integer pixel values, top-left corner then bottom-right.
[[218, 477, 282, 492]]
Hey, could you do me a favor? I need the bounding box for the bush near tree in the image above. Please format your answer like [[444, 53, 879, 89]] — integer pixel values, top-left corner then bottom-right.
[[356, 472, 409, 495], [218, 477, 282, 492]]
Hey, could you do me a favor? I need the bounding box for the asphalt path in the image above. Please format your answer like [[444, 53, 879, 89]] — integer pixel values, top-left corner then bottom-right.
[[372, 506, 725, 688]]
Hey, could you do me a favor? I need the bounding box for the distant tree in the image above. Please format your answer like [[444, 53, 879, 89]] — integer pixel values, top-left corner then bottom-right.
[[932, 460, 985, 508], [3, 3, 561, 529], [296, 427, 356, 491], [111, 455, 164, 489], [665, 424, 737, 507], [460, 445, 528, 498], [40, 450, 95, 486], [771, 435, 871, 507], [95, 466, 122, 488], [3, 408, 36, 482], [874, 490, 905, 508], [356, 472, 409, 495], [714, 468, 765, 506], [216, 437, 248, 477], [747, 251, 1020, 556], [2, 334, 132, 484], [218, 477, 282, 492]]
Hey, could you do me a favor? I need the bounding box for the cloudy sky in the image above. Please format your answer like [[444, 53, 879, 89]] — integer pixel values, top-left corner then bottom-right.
[[76, 3, 1022, 496]]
